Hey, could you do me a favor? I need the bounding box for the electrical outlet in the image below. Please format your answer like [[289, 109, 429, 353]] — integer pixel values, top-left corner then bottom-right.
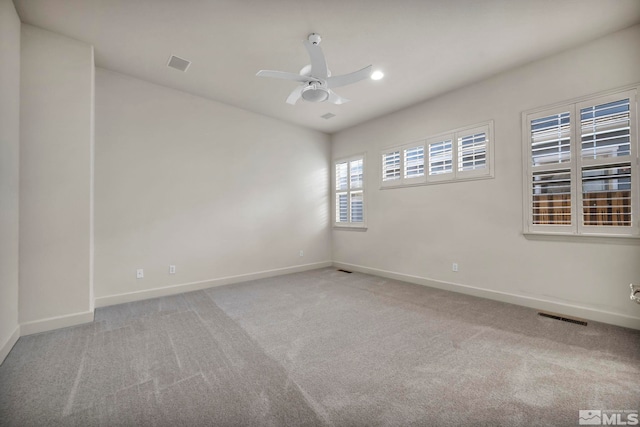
[[136, 268, 144, 279], [299, 250, 304, 257], [452, 263, 459, 272], [169, 265, 176, 274]]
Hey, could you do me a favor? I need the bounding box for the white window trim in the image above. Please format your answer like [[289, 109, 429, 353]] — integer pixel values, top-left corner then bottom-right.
[[522, 85, 640, 238], [333, 153, 367, 230], [380, 121, 494, 189]]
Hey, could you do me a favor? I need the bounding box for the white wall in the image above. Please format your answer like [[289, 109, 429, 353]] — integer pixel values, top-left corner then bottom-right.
[[332, 25, 640, 329], [19, 25, 94, 331], [0, 0, 21, 363], [94, 69, 331, 304]]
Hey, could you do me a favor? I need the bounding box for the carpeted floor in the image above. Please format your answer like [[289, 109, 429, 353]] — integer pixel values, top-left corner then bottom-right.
[[1, 268, 639, 426]]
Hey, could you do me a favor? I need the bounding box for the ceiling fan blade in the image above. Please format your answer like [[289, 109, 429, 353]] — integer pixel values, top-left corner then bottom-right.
[[303, 40, 328, 79], [286, 85, 304, 105], [256, 70, 318, 83], [326, 65, 373, 89], [327, 90, 350, 105]]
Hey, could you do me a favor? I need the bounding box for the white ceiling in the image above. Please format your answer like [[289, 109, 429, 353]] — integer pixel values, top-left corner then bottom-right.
[[13, 0, 640, 134]]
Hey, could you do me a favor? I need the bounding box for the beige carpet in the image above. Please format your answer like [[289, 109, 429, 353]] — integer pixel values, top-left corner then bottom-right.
[[1, 268, 639, 426]]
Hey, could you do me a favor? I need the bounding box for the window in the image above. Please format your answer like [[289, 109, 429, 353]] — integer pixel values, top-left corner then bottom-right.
[[334, 154, 366, 228], [523, 88, 638, 236], [381, 144, 425, 186], [381, 121, 493, 188]]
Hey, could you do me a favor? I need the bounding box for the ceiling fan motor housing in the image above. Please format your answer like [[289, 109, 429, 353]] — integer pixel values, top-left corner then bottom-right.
[[301, 83, 329, 102]]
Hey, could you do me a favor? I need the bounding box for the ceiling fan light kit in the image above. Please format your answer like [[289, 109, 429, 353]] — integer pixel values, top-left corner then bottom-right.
[[301, 83, 329, 102], [256, 33, 373, 105]]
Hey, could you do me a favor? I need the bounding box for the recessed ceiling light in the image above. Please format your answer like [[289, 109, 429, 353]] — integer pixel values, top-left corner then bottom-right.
[[371, 70, 384, 80]]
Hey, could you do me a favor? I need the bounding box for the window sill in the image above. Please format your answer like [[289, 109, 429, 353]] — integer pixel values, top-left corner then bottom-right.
[[333, 225, 368, 232], [380, 174, 494, 190], [523, 231, 640, 245]]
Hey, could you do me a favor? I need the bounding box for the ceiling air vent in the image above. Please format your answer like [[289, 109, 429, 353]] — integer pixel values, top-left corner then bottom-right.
[[167, 55, 191, 72], [321, 113, 336, 120]]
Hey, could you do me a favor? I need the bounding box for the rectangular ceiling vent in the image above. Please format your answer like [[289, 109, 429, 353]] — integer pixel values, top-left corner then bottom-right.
[[167, 55, 191, 72], [321, 113, 336, 120]]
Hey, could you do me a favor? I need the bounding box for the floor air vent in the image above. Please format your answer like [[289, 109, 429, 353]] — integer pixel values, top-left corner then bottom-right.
[[538, 311, 587, 326], [337, 269, 352, 274]]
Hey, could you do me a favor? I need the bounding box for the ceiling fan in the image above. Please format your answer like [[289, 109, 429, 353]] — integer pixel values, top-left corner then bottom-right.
[[256, 33, 373, 105]]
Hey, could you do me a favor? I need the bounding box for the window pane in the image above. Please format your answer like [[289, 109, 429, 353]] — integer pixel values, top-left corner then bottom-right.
[[531, 169, 571, 225], [428, 140, 452, 175], [336, 162, 348, 191], [531, 112, 570, 166], [458, 132, 487, 172], [581, 98, 630, 159], [404, 146, 424, 178], [336, 192, 348, 223], [350, 191, 364, 223], [582, 163, 631, 226], [350, 159, 363, 189], [382, 151, 401, 181]]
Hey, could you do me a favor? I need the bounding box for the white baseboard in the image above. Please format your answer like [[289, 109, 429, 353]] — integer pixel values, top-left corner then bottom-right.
[[95, 261, 333, 308], [20, 310, 95, 336], [0, 325, 20, 365], [333, 261, 640, 330]]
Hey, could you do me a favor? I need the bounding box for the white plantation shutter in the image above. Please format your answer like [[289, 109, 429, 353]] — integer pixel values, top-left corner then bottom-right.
[[350, 191, 364, 223], [336, 161, 348, 191], [457, 127, 488, 177], [334, 155, 366, 227], [382, 151, 401, 182], [428, 139, 452, 175], [580, 98, 631, 159], [336, 193, 348, 223], [525, 88, 638, 236], [350, 159, 363, 189], [427, 136, 454, 183], [528, 108, 574, 230], [531, 168, 572, 226], [577, 92, 636, 233], [531, 112, 571, 166], [404, 146, 425, 179]]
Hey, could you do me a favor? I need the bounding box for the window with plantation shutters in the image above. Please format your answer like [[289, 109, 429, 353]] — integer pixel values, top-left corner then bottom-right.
[[382, 122, 494, 188], [524, 87, 639, 237], [381, 144, 426, 187], [334, 154, 366, 228]]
